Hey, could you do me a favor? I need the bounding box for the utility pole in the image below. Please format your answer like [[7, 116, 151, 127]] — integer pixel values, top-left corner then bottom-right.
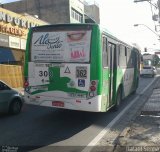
[[134, 0, 157, 8], [158, 0, 160, 22]]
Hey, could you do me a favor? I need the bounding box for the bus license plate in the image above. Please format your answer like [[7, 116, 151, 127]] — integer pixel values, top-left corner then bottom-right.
[[52, 101, 64, 107]]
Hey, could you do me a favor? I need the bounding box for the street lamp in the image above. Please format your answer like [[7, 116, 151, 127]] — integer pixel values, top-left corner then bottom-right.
[[134, 24, 160, 38], [134, 0, 157, 9]]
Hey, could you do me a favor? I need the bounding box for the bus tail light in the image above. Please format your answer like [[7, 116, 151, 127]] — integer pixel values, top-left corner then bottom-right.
[[24, 81, 29, 87], [24, 77, 29, 87], [90, 86, 96, 91], [90, 80, 97, 91]]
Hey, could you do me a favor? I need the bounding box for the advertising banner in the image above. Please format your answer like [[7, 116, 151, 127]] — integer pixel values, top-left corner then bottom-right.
[[31, 30, 91, 63]]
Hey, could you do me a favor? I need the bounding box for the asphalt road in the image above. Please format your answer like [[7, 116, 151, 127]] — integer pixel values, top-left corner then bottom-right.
[[0, 77, 155, 152]]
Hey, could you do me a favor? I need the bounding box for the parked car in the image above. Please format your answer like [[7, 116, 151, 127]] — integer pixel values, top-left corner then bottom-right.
[[140, 66, 157, 77], [0, 80, 24, 115], [153, 66, 157, 75]]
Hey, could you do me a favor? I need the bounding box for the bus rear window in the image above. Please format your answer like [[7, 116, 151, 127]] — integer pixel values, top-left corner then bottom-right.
[[30, 30, 92, 63], [143, 67, 152, 69]]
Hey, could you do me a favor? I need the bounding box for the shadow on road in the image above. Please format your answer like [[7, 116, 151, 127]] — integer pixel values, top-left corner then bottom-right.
[[0, 104, 112, 150]]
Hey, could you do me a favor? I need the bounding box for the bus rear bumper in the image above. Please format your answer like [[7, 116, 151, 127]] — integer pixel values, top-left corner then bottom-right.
[[24, 92, 102, 112]]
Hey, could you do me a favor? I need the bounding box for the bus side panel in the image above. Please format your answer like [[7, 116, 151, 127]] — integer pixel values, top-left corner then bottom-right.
[[115, 48, 140, 100], [115, 67, 123, 101], [116, 67, 135, 100], [123, 68, 135, 97], [101, 68, 110, 111]]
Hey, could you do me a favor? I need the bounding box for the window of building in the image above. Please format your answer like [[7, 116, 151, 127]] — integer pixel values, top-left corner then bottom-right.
[[71, 9, 74, 18], [71, 8, 83, 23]]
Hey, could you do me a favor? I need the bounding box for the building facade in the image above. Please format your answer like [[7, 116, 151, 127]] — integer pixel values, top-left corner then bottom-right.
[[0, 7, 48, 88], [0, 7, 48, 65], [3, 0, 100, 24], [84, 1, 100, 23], [3, 0, 84, 24]]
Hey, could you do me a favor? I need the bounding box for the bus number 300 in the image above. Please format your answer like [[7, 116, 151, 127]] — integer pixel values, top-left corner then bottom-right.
[[39, 71, 53, 77]]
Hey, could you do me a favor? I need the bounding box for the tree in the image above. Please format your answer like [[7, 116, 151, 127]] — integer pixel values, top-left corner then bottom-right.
[[152, 54, 160, 66]]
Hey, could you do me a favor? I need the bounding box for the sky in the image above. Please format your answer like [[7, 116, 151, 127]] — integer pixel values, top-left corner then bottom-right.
[[86, 0, 160, 53], [1, 0, 160, 53]]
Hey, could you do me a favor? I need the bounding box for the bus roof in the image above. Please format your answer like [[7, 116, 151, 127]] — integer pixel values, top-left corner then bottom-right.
[[30, 23, 140, 52], [30, 23, 99, 31]]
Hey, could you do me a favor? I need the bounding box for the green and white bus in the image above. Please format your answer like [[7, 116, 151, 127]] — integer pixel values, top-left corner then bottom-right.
[[24, 24, 140, 112]]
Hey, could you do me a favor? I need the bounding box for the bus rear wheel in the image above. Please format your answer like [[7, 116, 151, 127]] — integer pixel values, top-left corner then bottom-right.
[[113, 88, 122, 111]]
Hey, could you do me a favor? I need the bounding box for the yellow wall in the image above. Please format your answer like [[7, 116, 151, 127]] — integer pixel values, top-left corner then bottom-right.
[[0, 64, 23, 88]]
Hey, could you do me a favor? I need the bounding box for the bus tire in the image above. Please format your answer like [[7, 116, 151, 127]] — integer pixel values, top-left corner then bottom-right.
[[132, 90, 136, 95], [132, 78, 138, 94], [113, 88, 122, 111]]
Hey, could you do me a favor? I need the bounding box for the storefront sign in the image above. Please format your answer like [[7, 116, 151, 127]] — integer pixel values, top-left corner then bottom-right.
[[9, 36, 20, 49], [0, 24, 25, 36], [0, 11, 39, 29], [0, 33, 9, 47]]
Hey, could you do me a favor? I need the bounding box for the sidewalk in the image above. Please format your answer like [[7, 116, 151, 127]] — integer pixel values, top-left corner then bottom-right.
[[115, 77, 160, 152]]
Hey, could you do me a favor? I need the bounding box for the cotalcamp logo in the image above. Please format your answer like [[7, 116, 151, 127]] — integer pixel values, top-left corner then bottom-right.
[[34, 33, 63, 49]]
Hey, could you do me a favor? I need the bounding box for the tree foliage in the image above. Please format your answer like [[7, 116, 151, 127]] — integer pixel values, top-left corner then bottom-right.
[[152, 54, 159, 66]]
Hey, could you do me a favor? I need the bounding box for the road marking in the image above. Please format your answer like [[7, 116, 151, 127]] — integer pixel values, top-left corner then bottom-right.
[[82, 77, 158, 152]]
